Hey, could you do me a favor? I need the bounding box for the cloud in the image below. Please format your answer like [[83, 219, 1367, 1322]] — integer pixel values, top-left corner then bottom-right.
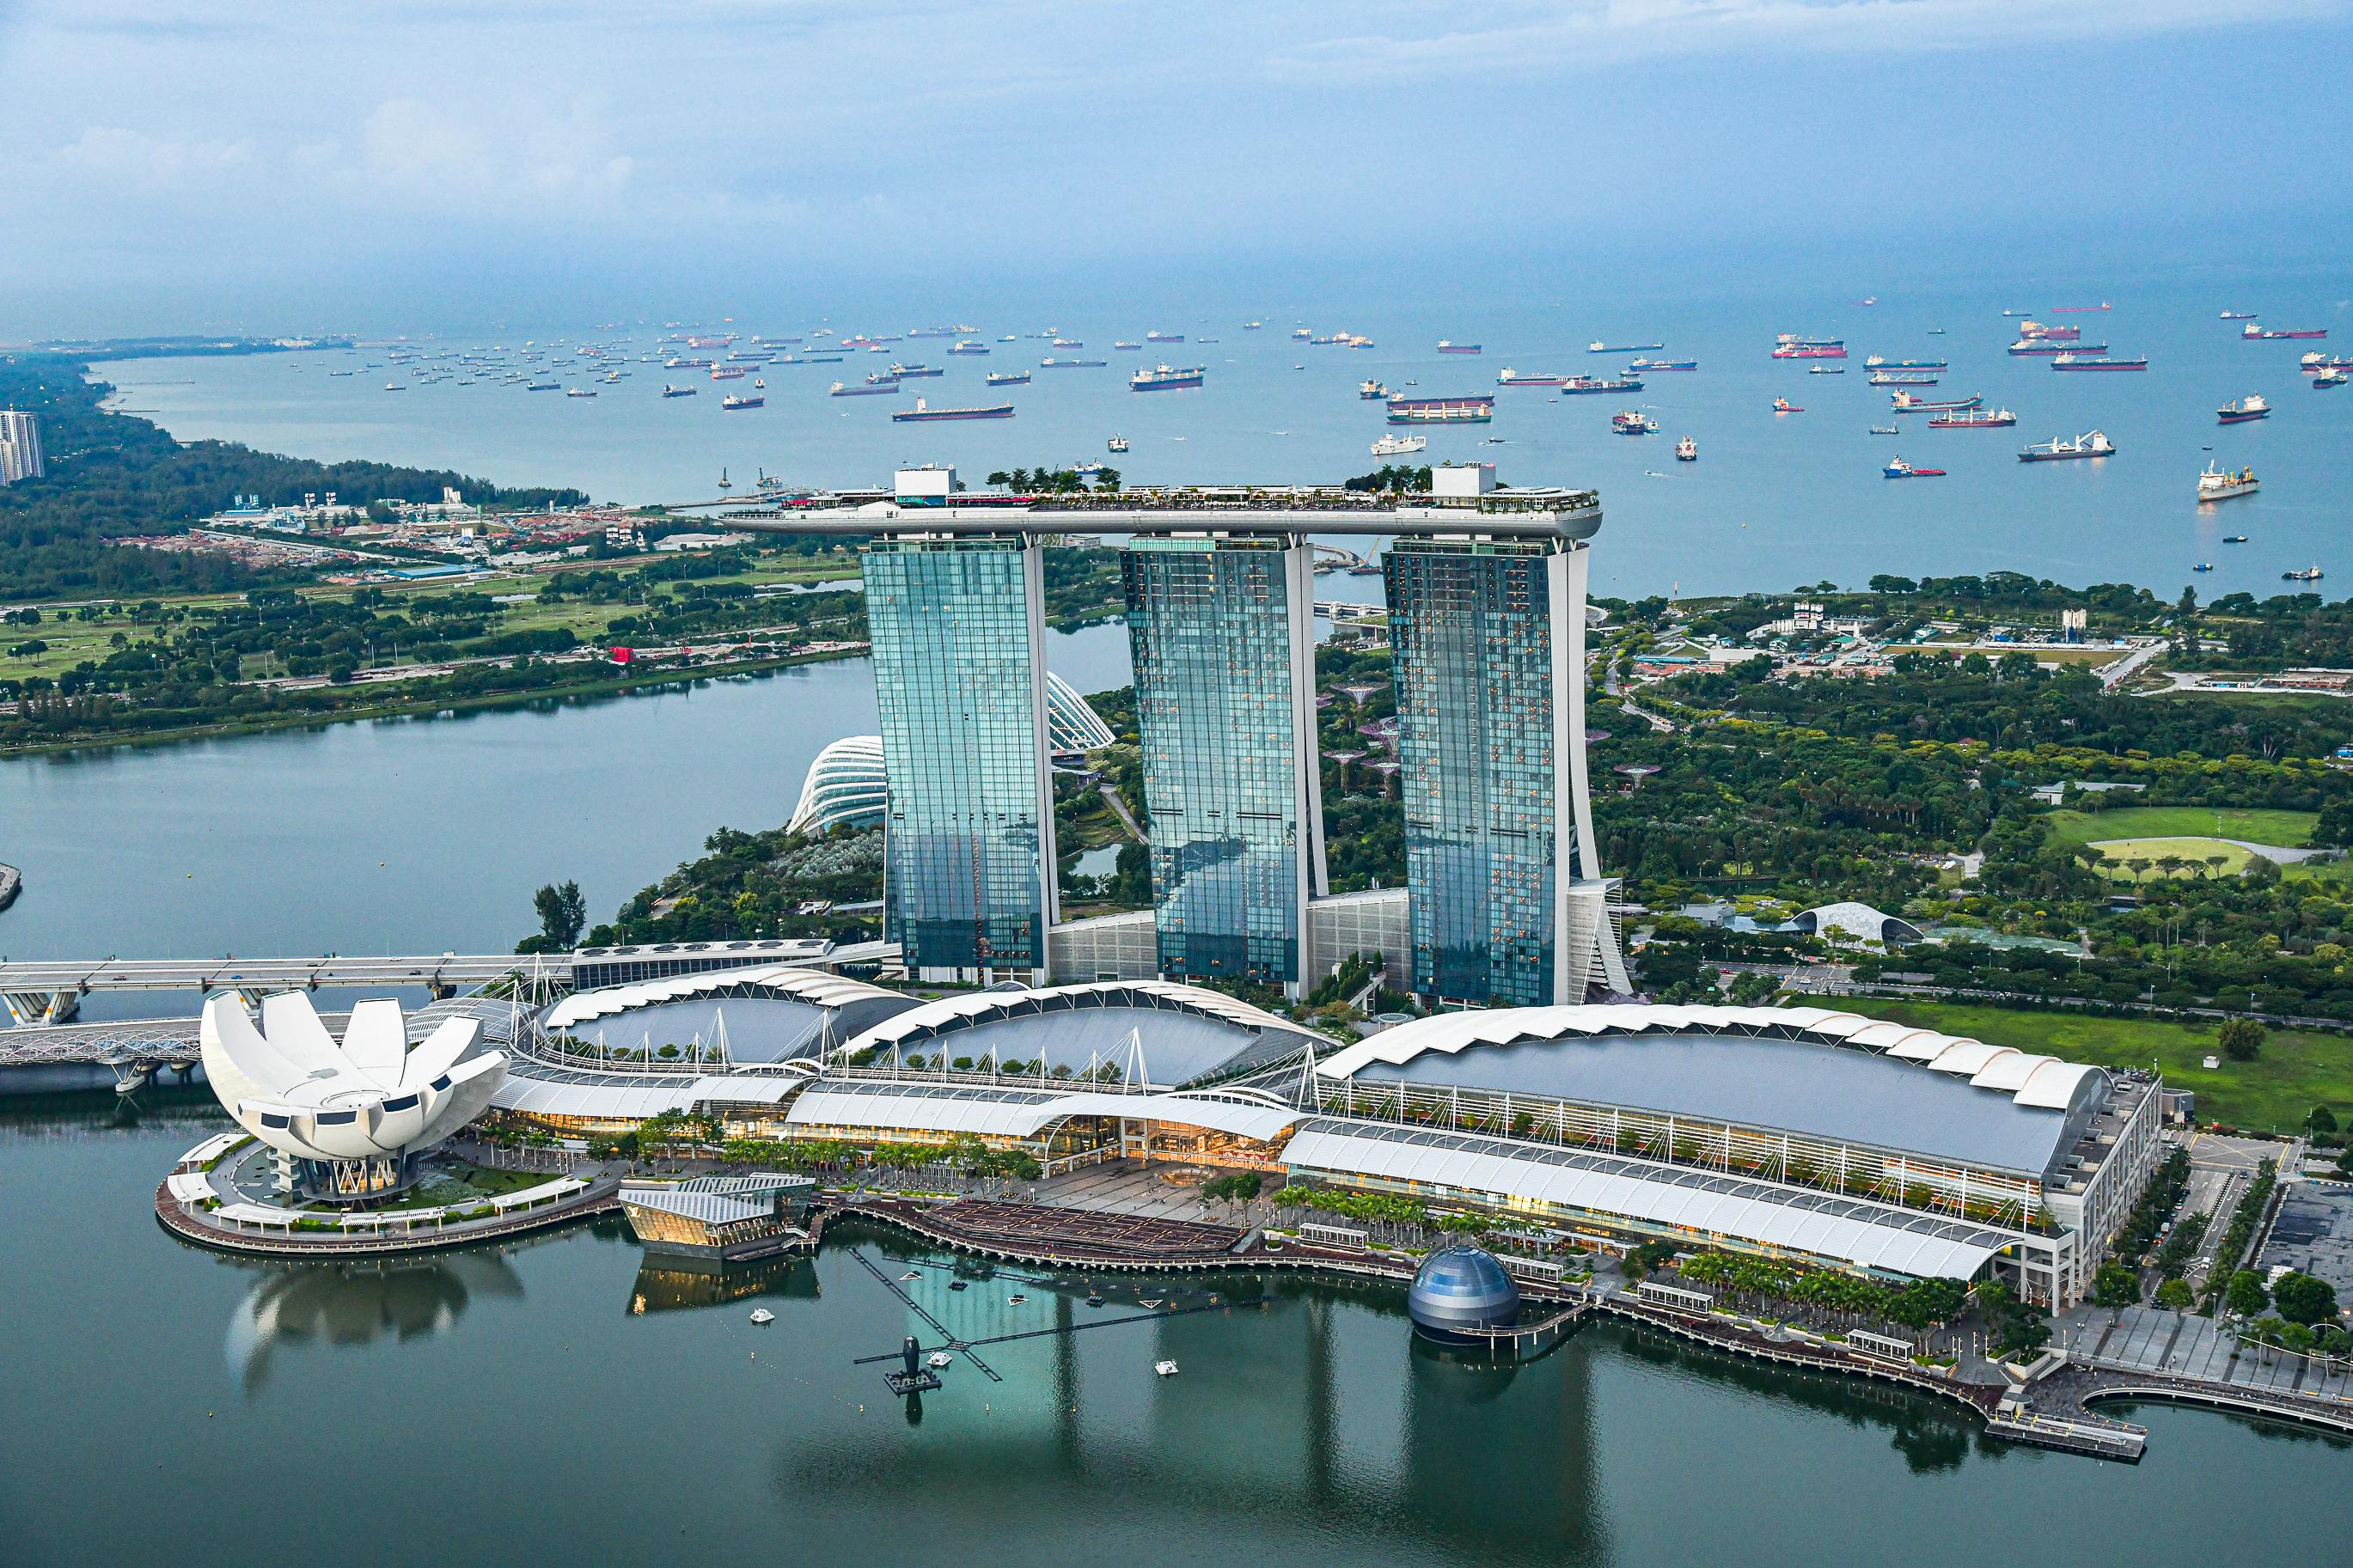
[[1267, 0, 2349, 79], [361, 96, 634, 204], [49, 125, 254, 185]]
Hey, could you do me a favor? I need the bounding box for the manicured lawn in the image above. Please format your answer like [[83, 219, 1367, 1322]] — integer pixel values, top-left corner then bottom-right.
[[1839, 997, 2348, 1134], [2089, 836, 2260, 878], [2044, 806, 2318, 848]]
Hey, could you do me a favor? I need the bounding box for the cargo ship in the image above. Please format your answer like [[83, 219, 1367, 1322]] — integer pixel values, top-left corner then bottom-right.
[[2217, 394, 2270, 424], [1040, 357, 1108, 369], [2301, 353, 2353, 370], [1561, 375, 1643, 394], [1927, 406, 2017, 428], [1360, 380, 1388, 400], [1675, 435, 1697, 461], [892, 398, 1013, 422], [1132, 363, 1206, 391], [2197, 461, 2258, 501], [1386, 394, 1494, 424], [710, 366, 748, 380], [2009, 339, 2108, 356], [1770, 339, 1848, 359], [1437, 340, 1482, 354], [2318, 367, 2350, 387], [1626, 357, 1697, 372], [985, 370, 1032, 386], [830, 380, 896, 396], [662, 384, 696, 397], [1771, 397, 1803, 413], [2051, 302, 2112, 313], [1808, 365, 1846, 375], [1108, 435, 1128, 453], [948, 341, 990, 355], [2245, 324, 2327, 340], [2051, 354, 2148, 371], [721, 394, 763, 410], [1869, 372, 1940, 387], [1884, 458, 1946, 478], [1051, 338, 1084, 347], [1114, 341, 1142, 351], [1865, 357, 1947, 369], [526, 381, 560, 391], [1371, 431, 1429, 456], [1146, 332, 1184, 343], [1590, 339, 1665, 352], [1496, 369, 1574, 387], [1611, 410, 1658, 435], [2220, 311, 2258, 320], [2016, 322, 2080, 342], [2019, 430, 2114, 461], [2285, 565, 2325, 582], [889, 363, 944, 378]]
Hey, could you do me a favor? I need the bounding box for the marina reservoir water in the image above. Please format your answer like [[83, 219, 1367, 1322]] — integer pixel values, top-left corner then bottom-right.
[[104, 278, 2353, 601], [4, 1101, 2351, 1566], [0, 625, 1131, 963]]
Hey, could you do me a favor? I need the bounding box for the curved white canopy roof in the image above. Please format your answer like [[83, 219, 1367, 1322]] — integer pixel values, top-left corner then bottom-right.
[[543, 963, 903, 1032], [1285, 1121, 2008, 1282], [199, 991, 505, 1163], [1317, 1004, 2106, 1120], [846, 979, 1317, 1056], [786, 1078, 1305, 1142]]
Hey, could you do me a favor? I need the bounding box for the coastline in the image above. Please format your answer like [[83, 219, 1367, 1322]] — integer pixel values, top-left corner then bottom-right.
[[0, 644, 865, 761]]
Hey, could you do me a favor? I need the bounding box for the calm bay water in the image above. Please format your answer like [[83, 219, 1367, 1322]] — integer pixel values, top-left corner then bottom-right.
[[0, 625, 1132, 964], [105, 278, 2352, 601], [3, 1101, 2350, 1566]]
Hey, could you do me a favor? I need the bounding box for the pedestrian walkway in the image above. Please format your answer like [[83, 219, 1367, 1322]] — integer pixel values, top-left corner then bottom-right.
[[2072, 1304, 2353, 1401]]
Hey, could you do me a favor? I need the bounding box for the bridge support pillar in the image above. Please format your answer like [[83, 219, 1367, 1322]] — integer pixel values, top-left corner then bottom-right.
[[3, 989, 81, 1027]]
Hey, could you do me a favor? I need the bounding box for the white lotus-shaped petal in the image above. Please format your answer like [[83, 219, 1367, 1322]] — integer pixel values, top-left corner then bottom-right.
[[200, 991, 505, 1164]]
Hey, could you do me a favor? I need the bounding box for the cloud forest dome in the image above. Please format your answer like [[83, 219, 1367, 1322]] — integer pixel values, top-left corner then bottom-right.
[[1318, 1005, 2112, 1181]]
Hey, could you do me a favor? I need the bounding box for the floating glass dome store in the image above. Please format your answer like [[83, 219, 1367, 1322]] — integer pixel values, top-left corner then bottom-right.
[[486, 981, 2163, 1310]]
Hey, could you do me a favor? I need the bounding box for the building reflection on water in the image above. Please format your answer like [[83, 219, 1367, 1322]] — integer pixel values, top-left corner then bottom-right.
[[224, 1250, 525, 1393], [764, 1260, 1614, 1564], [628, 1254, 821, 1316]]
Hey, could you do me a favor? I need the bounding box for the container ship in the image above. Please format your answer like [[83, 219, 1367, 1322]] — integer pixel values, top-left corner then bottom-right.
[[2051, 354, 2148, 371], [2217, 394, 2270, 424], [1041, 357, 1108, 369], [1892, 392, 1983, 412], [1928, 406, 2017, 428], [1865, 357, 1947, 369], [2019, 430, 2114, 461], [1611, 410, 1659, 435], [721, 394, 763, 411], [892, 398, 1014, 422], [1386, 394, 1494, 424], [985, 371, 1032, 386], [1562, 375, 1643, 394], [2245, 324, 2327, 340], [830, 380, 896, 396], [2197, 462, 2258, 501], [1884, 458, 1946, 478], [1590, 339, 1665, 352], [1626, 357, 1697, 372], [2009, 339, 2108, 356], [1132, 363, 1206, 391], [1437, 340, 1482, 354]]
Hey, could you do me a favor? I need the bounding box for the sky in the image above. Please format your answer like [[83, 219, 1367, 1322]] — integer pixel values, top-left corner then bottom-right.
[[3, 0, 2350, 336]]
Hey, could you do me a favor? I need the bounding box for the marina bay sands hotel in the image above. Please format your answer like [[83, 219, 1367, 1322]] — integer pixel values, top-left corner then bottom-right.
[[740, 463, 1629, 1007]]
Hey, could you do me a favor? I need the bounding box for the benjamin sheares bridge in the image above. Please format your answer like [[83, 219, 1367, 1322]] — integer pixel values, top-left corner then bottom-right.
[[734, 463, 1631, 1007]]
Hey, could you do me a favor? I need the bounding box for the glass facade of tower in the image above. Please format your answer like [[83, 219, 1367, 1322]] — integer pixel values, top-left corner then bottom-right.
[[1384, 539, 1561, 1005], [1123, 536, 1310, 985], [863, 536, 1050, 975]]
